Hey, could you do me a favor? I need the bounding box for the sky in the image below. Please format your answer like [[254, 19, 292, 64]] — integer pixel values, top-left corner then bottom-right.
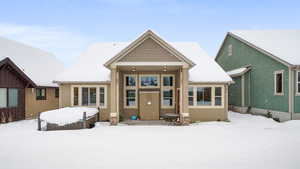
[[0, 0, 299, 67]]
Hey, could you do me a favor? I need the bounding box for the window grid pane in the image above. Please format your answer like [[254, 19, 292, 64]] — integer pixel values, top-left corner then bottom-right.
[[8, 89, 18, 107], [276, 73, 283, 93], [82, 88, 89, 105], [0, 88, 7, 108], [197, 87, 212, 106], [215, 87, 222, 106], [89, 88, 96, 105], [126, 76, 136, 86], [163, 76, 173, 86], [126, 90, 136, 106], [163, 89, 173, 106], [73, 87, 79, 106], [141, 76, 158, 87], [99, 87, 105, 106]]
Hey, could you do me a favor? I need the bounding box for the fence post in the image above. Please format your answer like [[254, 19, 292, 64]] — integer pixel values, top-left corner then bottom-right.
[[37, 112, 41, 131], [97, 107, 100, 122], [83, 112, 87, 129]]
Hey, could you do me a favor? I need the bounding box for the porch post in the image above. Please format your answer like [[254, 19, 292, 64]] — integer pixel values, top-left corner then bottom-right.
[[110, 66, 119, 125], [180, 65, 190, 125]]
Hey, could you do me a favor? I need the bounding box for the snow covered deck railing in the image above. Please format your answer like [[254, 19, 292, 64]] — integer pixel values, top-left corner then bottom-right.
[[38, 107, 100, 131]]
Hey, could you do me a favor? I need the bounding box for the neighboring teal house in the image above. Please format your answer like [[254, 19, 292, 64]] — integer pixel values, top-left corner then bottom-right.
[[216, 30, 300, 121]]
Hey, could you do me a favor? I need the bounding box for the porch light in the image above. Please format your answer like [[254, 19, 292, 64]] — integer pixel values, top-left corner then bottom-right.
[[163, 65, 167, 72], [132, 67, 136, 72]]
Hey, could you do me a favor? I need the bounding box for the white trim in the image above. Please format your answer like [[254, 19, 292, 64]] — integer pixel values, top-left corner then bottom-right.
[[139, 74, 160, 88], [188, 85, 225, 108], [124, 74, 138, 109], [70, 85, 107, 109], [161, 74, 175, 109], [274, 70, 284, 96], [241, 75, 245, 107], [114, 62, 185, 66], [296, 71, 300, 96]]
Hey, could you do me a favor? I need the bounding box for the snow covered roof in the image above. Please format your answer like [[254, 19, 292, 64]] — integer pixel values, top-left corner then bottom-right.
[[230, 30, 300, 66], [0, 36, 64, 87], [55, 41, 232, 83], [227, 66, 251, 77]]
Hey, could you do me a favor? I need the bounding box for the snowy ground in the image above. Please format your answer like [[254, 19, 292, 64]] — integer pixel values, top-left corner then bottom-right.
[[1, 112, 300, 169]]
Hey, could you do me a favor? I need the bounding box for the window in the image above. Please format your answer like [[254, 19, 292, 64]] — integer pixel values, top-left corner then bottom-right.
[[125, 75, 136, 86], [197, 87, 212, 106], [274, 70, 283, 95], [163, 89, 173, 106], [124, 75, 137, 108], [161, 75, 175, 108], [0, 88, 7, 108], [8, 89, 18, 107], [140, 75, 159, 88], [188, 86, 224, 108], [163, 76, 173, 86], [99, 87, 105, 106], [126, 90, 136, 107], [0, 88, 19, 108], [82, 87, 89, 105], [73, 87, 79, 106], [55, 88, 59, 98], [188, 87, 194, 106], [36, 88, 46, 100], [72, 85, 107, 107], [297, 71, 300, 94], [228, 44, 232, 56], [215, 87, 222, 106], [82, 87, 96, 106]]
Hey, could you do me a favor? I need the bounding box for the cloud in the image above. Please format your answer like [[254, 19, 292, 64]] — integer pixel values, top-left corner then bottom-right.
[[0, 23, 93, 66]]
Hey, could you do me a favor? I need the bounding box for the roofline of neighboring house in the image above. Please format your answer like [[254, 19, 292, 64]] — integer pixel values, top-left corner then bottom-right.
[[104, 29, 196, 69], [0, 57, 37, 88], [215, 32, 293, 68]]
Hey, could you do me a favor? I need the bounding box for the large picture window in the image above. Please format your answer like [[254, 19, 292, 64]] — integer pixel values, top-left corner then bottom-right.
[[140, 75, 159, 88], [197, 87, 212, 106], [188, 86, 224, 108], [124, 74, 137, 108], [274, 70, 284, 95], [36, 88, 46, 100], [161, 74, 175, 108], [0, 88, 19, 108], [82, 87, 96, 106]]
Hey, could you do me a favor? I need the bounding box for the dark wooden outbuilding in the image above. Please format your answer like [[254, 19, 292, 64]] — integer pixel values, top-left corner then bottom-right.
[[0, 57, 36, 122]]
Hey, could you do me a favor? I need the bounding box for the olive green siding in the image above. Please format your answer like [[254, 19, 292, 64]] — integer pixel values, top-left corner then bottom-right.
[[216, 35, 289, 112], [228, 76, 242, 106], [244, 72, 251, 107]]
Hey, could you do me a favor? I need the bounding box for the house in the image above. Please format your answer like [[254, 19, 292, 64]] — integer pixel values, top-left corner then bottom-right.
[[0, 36, 64, 122], [54, 30, 232, 125], [215, 30, 300, 121]]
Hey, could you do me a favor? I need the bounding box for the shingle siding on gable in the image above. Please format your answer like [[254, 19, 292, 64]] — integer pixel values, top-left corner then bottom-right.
[[216, 35, 289, 112], [119, 38, 181, 62]]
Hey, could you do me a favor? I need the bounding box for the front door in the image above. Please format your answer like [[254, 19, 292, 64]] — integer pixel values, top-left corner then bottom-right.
[[139, 91, 159, 120]]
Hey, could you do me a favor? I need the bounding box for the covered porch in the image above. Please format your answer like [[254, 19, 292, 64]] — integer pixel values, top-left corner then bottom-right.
[[109, 62, 190, 124]]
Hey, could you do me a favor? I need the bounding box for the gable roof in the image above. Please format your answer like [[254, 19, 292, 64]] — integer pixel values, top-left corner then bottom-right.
[[0, 57, 36, 87], [0, 36, 64, 87], [55, 41, 232, 83], [104, 30, 195, 68], [225, 30, 300, 66]]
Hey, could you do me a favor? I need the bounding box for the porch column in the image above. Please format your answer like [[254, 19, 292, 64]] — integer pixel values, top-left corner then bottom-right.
[[110, 66, 119, 125], [180, 66, 190, 125]]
